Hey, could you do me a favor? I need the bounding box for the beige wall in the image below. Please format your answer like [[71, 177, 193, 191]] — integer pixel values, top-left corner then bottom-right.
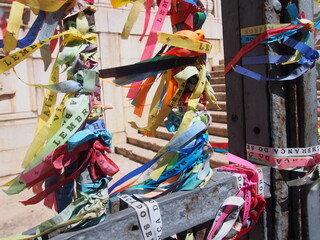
[[0, 1, 223, 177]]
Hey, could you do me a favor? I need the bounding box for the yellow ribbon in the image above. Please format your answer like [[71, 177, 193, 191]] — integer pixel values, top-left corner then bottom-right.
[[157, 32, 212, 54], [175, 64, 206, 136], [76, 10, 89, 35], [0, 29, 96, 74], [121, 0, 145, 39], [149, 151, 179, 181], [21, 93, 73, 169], [240, 24, 291, 36], [204, 79, 217, 104], [16, 0, 70, 12], [3, 1, 24, 52], [111, 0, 133, 8]]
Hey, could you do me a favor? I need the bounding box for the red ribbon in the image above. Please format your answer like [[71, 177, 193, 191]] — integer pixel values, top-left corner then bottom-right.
[[169, 0, 202, 30], [210, 142, 229, 149], [20, 140, 119, 205], [139, 0, 153, 42], [161, 47, 204, 57], [236, 194, 266, 239], [218, 164, 266, 240], [89, 141, 119, 179], [0, 17, 7, 40], [50, 29, 59, 53], [224, 24, 306, 74]]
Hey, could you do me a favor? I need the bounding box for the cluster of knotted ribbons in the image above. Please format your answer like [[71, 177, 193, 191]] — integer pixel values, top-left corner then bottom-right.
[[98, 0, 267, 239], [101, 2, 320, 240], [225, 3, 319, 80], [0, 0, 222, 239], [0, 0, 261, 239], [0, 1, 122, 239], [223, 3, 320, 182], [2, 0, 320, 240]]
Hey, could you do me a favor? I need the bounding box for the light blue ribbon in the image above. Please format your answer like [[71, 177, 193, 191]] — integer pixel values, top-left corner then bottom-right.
[[146, 134, 207, 185], [109, 121, 208, 194], [68, 123, 112, 152], [45, 80, 83, 93], [77, 178, 109, 194], [316, 11, 320, 29]]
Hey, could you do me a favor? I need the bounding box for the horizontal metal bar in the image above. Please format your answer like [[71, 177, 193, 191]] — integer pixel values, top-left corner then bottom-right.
[[48, 170, 238, 240], [23, 166, 271, 240]]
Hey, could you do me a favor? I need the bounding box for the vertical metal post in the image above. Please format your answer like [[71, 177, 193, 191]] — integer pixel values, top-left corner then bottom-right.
[[222, 1, 272, 238], [221, 0, 319, 239], [295, 1, 320, 240], [266, 1, 291, 239], [221, 0, 246, 159]]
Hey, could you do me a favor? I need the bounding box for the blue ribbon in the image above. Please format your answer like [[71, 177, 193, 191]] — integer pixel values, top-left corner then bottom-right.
[[0, 11, 45, 48], [284, 37, 319, 59], [146, 134, 207, 185], [108, 150, 171, 194], [164, 111, 182, 132], [235, 36, 319, 81], [286, 3, 300, 23], [316, 11, 320, 29], [243, 55, 314, 66], [235, 63, 311, 81], [242, 36, 319, 65], [241, 27, 303, 44], [55, 162, 77, 212], [45, 161, 77, 212], [182, 0, 198, 6], [109, 121, 208, 195], [119, 138, 209, 193], [242, 55, 293, 65], [212, 148, 228, 153]]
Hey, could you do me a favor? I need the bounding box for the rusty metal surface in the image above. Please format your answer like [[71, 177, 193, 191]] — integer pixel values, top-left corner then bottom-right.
[[48, 170, 239, 240], [296, 1, 318, 147], [273, 169, 290, 240], [296, 2, 320, 240], [265, 1, 291, 239], [31, 167, 270, 240], [20, 166, 271, 240]]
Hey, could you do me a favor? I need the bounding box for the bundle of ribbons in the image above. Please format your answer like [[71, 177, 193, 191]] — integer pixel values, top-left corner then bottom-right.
[[225, 3, 319, 81], [223, 2, 320, 186], [100, 0, 266, 239], [0, 0, 266, 240], [1, 0, 120, 239]]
